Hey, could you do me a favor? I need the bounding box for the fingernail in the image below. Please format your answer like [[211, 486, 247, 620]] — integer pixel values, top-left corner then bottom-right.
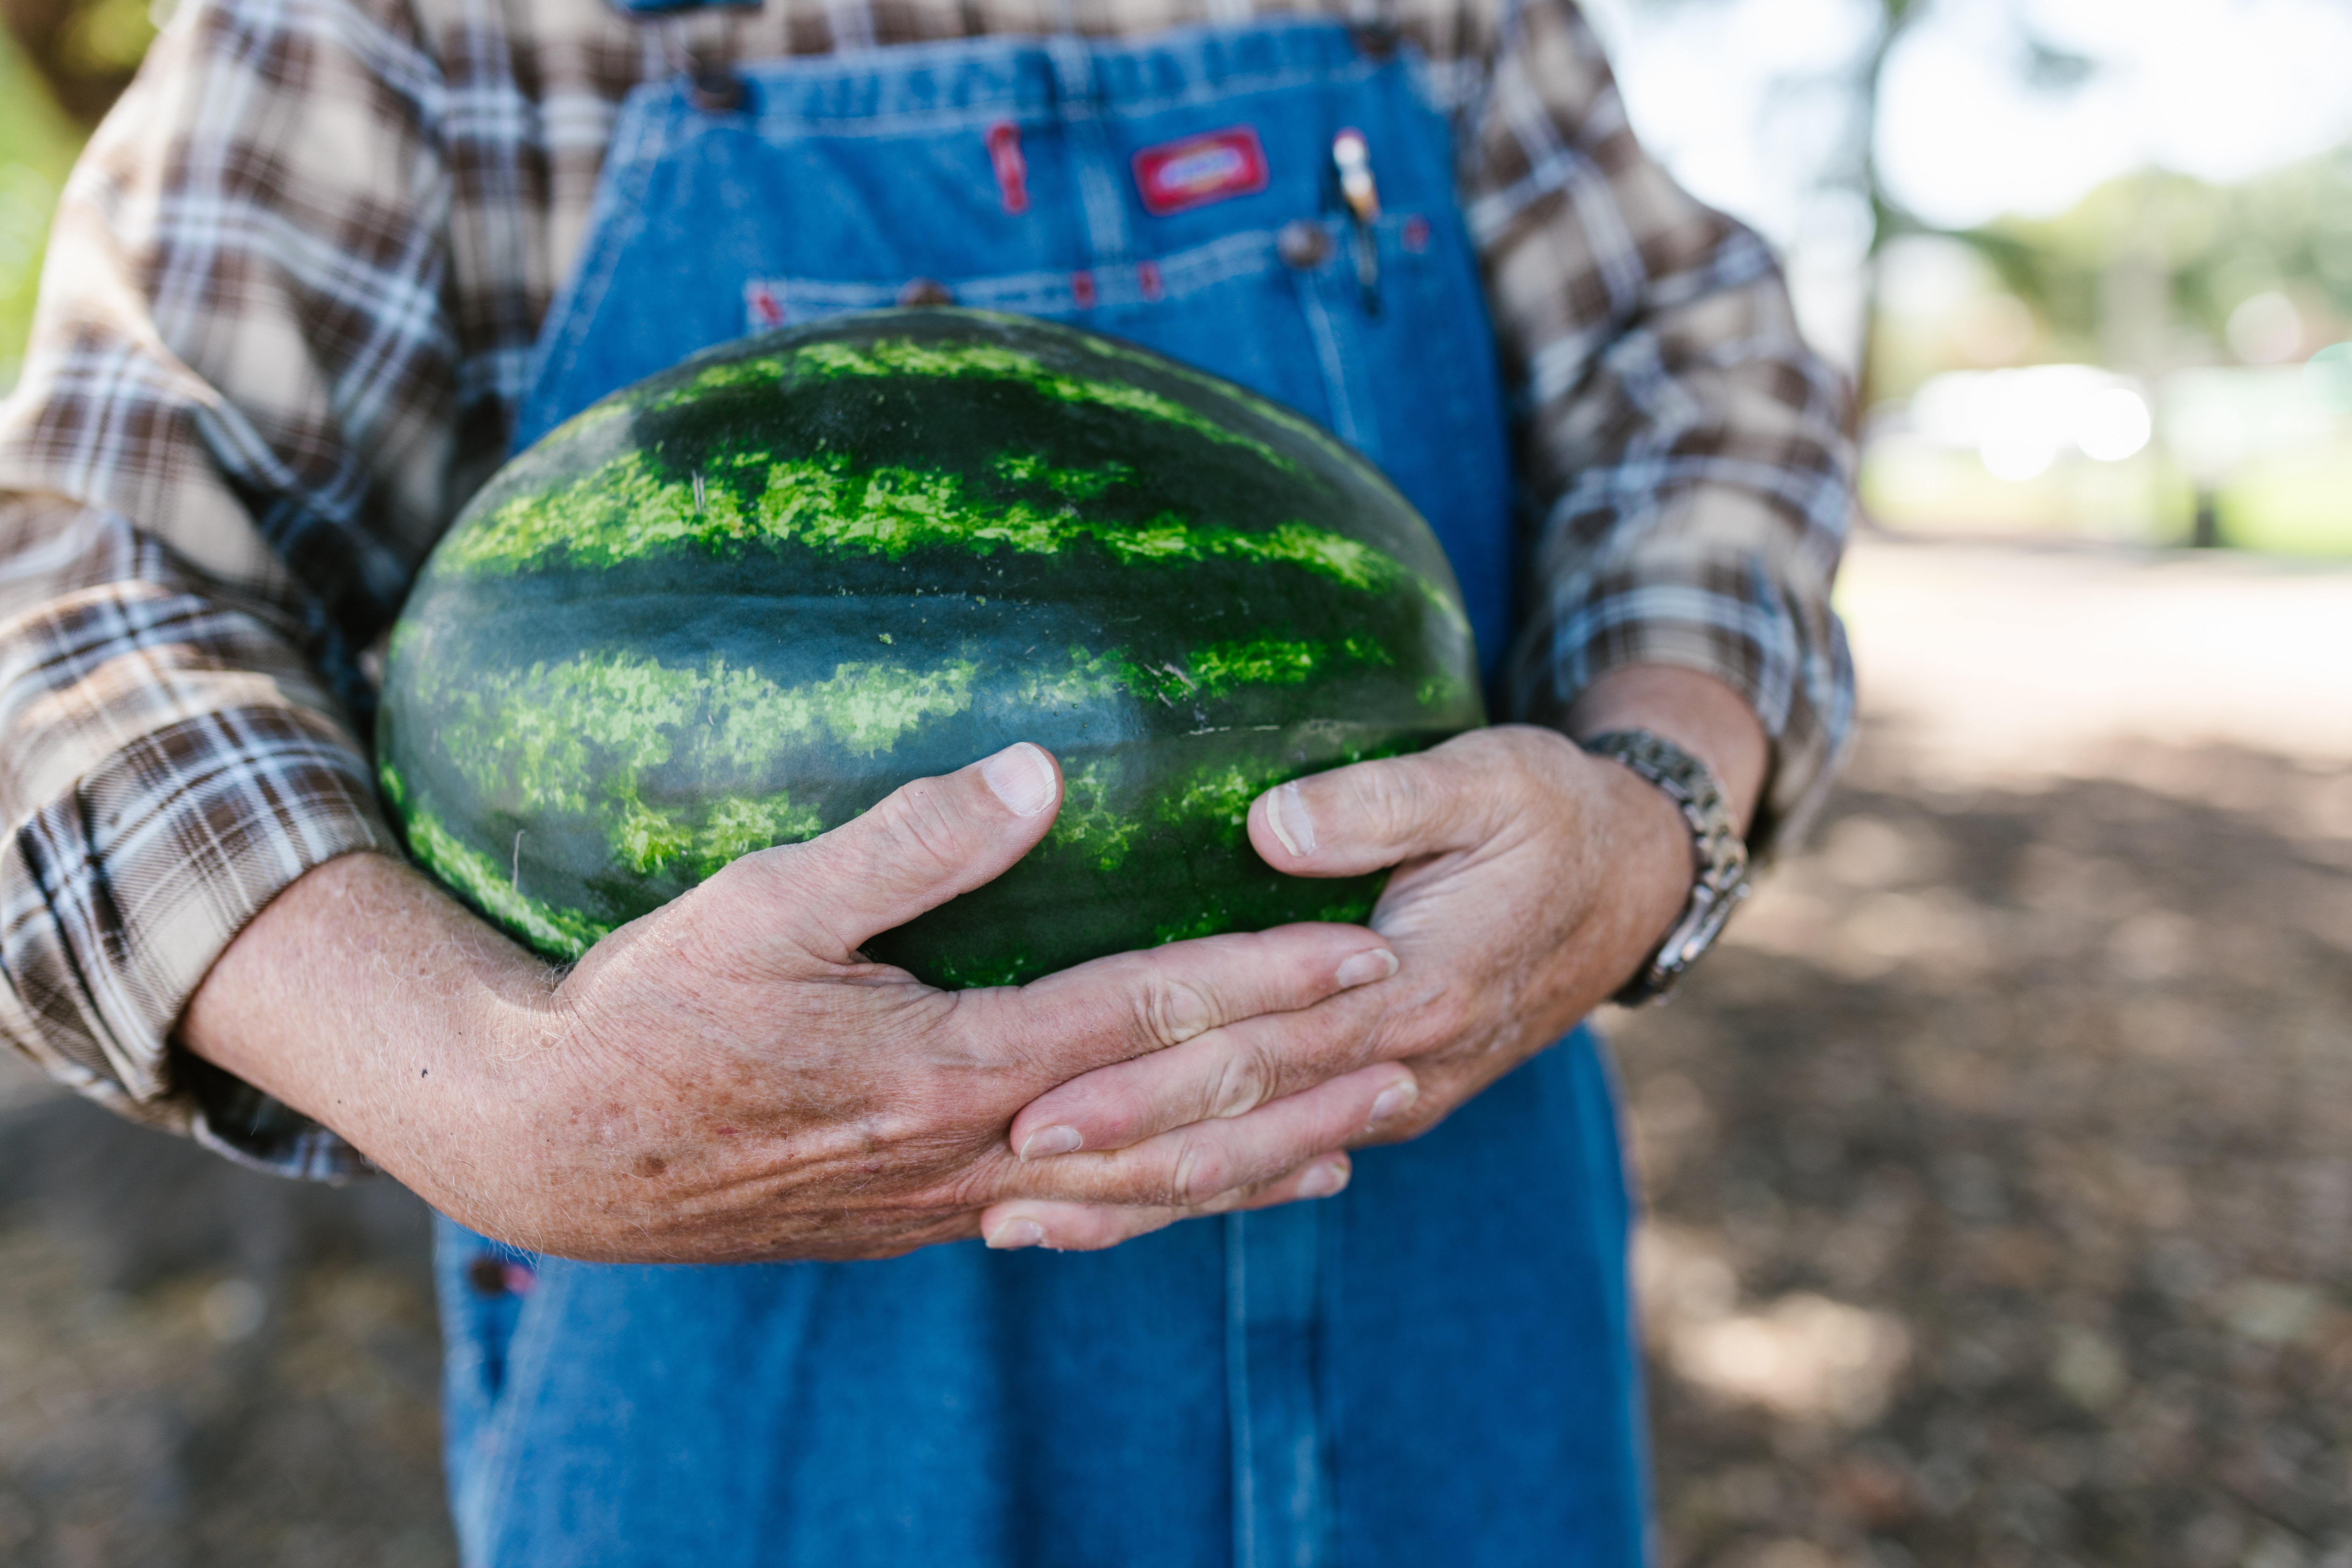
[[987, 1218, 1046, 1250], [981, 742, 1056, 817], [1265, 781, 1317, 858], [1368, 1079, 1418, 1127], [1017, 1124, 1083, 1160], [1297, 1159, 1350, 1199], [1334, 948, 1398, 988]]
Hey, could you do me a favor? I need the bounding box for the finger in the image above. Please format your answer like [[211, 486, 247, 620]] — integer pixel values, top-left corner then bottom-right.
[[979, 1154, 1353, 1254], [1007, 984, 1402, 1157], [995, 1062, 1414, 1209], [1249, 741, 1516, 880], [959, 923, 1396, 1086], [741, 742, 1065, 960]]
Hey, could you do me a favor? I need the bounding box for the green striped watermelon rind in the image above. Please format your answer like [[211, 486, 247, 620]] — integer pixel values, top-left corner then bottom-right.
[[378, 309, 1484, 988]]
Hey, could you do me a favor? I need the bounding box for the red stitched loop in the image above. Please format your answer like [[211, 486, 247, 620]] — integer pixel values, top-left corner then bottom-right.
[[986, 122, 1029, 215], [1071, 271, 1097, 308], [1138, 260, 1163, 301]]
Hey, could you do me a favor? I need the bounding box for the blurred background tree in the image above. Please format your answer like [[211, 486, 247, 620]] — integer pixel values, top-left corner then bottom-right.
[[0, 0, 128, 395], [1962, 151, 2352, 377], [1589, 0, 2352, 554], [2, 0, 156, 125]]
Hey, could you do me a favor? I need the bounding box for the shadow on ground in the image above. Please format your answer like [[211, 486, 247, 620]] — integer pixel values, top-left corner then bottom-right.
[[1616, 731, 2352, 1568], [0, 728, 2346, 1567]]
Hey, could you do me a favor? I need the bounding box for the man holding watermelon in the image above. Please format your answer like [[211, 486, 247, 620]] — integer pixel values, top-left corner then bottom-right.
[[0, 0, 1852, 1559]]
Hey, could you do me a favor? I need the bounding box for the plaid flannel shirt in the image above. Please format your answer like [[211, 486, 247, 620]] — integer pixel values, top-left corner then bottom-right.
[[0, 0, 1856, 1178]]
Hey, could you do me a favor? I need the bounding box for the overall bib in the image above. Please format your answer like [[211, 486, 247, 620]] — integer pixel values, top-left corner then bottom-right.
[[437, 19, 1647, 1565]]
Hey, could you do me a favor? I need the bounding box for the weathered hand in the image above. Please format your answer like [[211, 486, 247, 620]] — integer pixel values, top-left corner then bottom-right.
[[982, 673, 1764, 1248], [185, 743, 1415, 1265]]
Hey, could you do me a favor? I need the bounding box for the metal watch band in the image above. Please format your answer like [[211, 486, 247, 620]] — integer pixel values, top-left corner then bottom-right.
[[1577, 729, 1752, 1006]]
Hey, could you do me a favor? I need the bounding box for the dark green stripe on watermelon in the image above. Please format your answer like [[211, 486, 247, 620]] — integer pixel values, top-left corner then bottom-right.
[[378, 309, 1484, 988]]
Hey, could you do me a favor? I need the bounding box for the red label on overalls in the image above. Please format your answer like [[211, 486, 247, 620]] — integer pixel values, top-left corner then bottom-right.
[[986, 122, 1029, 215], [1132, 127, 1268, 216]]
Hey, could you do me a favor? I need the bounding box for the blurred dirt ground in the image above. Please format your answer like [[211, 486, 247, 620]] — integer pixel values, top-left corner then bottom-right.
[[0, 536, 2347, 1567], [1621, 730, 2352, 1568], [0, 1069, 450, 1568], [1619, 537, 2352, 1568]]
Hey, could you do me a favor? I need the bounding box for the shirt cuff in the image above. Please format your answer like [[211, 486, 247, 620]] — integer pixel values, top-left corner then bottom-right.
[[1505, 502, 1857, 855], [1, 704, 392, 1178], [2, 548, 397, 1178]]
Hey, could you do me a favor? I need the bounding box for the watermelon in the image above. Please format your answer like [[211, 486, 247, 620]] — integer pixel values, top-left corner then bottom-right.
[[376, 309, 1483, 988]]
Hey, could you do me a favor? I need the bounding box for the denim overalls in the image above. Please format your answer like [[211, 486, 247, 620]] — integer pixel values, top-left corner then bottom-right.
[[437, 18, 1648, 1565]]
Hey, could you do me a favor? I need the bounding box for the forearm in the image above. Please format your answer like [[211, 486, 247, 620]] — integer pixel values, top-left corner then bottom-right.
[[179, 850, 559, 1200]]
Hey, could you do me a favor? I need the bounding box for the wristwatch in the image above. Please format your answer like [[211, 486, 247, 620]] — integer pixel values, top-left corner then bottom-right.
[[1577, 729, 1752, 1005]]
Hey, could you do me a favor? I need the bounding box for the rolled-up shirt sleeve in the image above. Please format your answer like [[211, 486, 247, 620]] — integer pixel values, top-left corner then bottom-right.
[[1463, 0, 1858, 848], [0, 499, 393, 1175], [0, 0, 474, 1176]]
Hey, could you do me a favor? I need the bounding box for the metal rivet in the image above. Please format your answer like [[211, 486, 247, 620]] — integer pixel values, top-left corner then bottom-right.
[[687, 62, 744, 114], [897, 278, 957, 307], [466, 1256, 510, 1297], [1277, 220, 1332, 270]]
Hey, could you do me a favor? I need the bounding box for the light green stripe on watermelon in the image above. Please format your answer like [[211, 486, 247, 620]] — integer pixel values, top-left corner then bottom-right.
[[439, 651, 986, 812], [427, 652, 981, 874], [1183, 634, 1392, 696], [1050, 758, 1141, 871], [643, 354, 794, 408], [426, 635, 1391, 821], [415, 635, 1412, 882], [609, 784, 827, 877], [1049, 750, 1314, 875], [1158, 756, 1278, 847], [623, 335, 1297, 476], [778, 338, 1299, 475], [440, 449, 1418, 604], [991, 451, 1130, 498], [1112, 634, 1393, 706], [396, 796, 613, 959]]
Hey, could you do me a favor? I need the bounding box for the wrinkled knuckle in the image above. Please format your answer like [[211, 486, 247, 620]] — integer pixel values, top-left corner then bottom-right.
[[1169, 1136, 1230, 1207], [1358, 761, 1426, 839], [876, 785, 968, 874], [1208, 1045, 1271, 1120], [1139, 975, 1217, 1047], [937, 1163, 1005, 1212]]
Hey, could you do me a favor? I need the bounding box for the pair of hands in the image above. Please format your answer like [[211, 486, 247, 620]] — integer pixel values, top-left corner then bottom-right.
[[186, 674, 1755, 1264]]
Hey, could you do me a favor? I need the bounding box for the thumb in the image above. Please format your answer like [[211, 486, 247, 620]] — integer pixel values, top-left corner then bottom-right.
[[750, 742, 1063, 961], [1247, 744, 1501, 880]]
